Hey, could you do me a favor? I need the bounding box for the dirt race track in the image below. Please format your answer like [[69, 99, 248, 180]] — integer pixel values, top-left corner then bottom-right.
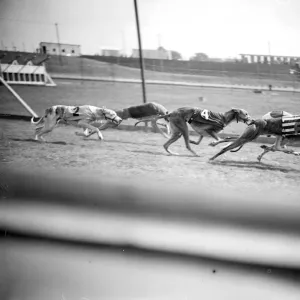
[[1, 117, 300, 198], [1, 79, 300, 198]]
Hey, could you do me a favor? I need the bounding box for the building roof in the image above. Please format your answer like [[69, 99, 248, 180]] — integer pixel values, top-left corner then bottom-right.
[[0, 50, 49, 65], [40, 42, 81, 47], [240, 53, 300, 58]]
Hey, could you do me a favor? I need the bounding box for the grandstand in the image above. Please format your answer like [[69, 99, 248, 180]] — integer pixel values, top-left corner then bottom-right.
[[1, 50, 299, 89], [0, 50, 56, 118], [0, 50, 55, 86], [82, 54, 295, 82]]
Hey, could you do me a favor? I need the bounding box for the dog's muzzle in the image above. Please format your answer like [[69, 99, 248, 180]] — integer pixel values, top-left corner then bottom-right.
[[107, 115, 122, 125], [245, 118, 254, 125]]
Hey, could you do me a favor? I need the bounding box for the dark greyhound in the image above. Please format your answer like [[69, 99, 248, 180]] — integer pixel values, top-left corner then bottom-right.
[[139, 107, 252, 156], [77, 102, 170, 136], [209, 110, 300, 162]]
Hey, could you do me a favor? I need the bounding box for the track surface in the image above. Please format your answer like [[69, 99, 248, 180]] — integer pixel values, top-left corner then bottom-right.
[[1, 79, 300, 300], [1, 79, 300, 195], [1, 79, 300, 133], [1, 118, 300, 197]]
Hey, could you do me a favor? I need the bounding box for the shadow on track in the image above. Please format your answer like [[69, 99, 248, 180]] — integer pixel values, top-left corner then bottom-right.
[[82, 138, 158, 147], [9, 138, 69, 145], [209, 159, 300, 174], [130, 149, 196, 157]]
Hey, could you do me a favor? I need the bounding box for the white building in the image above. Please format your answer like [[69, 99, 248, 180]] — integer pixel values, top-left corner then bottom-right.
[[131, 47, 171, 60], [40, 42, 81, 56], [101, 48, 121, 56]]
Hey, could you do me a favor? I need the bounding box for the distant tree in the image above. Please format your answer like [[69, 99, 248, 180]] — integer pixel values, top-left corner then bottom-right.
[[190, 52, 209, 61], [170, 50, 182, 60]]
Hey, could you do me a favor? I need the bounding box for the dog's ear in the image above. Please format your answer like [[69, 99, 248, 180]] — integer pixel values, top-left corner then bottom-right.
[[55, 106, 65, 117], [231, 108, 241, 122], [231, 108, 240, 123], [44, 107, 53, 117]]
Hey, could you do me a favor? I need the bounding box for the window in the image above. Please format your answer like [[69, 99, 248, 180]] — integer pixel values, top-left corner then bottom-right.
[[62, 49, 65, 53], [71, 50, 75, 53], [53, 48, 56, 52]]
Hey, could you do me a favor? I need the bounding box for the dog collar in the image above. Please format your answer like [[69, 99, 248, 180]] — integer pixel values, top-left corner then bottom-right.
[[187, 110, 198, 124]]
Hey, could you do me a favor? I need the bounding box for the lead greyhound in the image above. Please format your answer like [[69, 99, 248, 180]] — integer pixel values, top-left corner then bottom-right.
[[209, 110, 300, 162], [137, 107, 252, 156]]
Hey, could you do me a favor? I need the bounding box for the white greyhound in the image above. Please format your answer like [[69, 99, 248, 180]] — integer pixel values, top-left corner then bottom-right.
[[31, 105, 122, 141]]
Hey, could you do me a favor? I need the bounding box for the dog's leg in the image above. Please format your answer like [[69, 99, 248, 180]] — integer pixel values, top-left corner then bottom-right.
[[206, 130, 236, 147], [75, 121, 116, 137], [151, 119, 170, 138], [156, 122, 167, 128], [166, 123, 171, 135], [35, 122, 57, 142], [75, 121, 103, 140], [205, 131, 222, 146], [163, 118, 182, 155], [257, 136, 281, 161], [188, 123, 205, 145], [210, 137, 249, 160], [210, 142, 238, 160], [209, 136, 237, 147], [98, 121, 118, 130], [75, 128, 91, 137], [257, 145, 273, 162], [283, 149, 300, 156], [278, 138, 300, 156], [273, 136, 299, 155], [180, 121, 198, 156], [163, 132, 182, 155], [189, 135, 204, 145]]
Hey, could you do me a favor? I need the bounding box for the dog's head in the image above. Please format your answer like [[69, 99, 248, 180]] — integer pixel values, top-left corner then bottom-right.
[[44, 107, 53, 117], [102, 107, 122, 125], [232, 108, 252, 124], [164, 111, 170, 122], [34, 106, 62, 134], [55, 106, 65, 121]]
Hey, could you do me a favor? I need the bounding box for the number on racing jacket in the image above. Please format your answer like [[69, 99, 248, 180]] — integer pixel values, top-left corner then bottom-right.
[[72, 107, 80, 117], [200, 109, 209, 120]]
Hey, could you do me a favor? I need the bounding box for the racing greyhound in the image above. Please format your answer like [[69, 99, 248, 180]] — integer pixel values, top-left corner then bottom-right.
[[209, 110, 300, 162], [77, 102, 171, 137], [31, 105, 122, 141], [138, 107, 252, 156]]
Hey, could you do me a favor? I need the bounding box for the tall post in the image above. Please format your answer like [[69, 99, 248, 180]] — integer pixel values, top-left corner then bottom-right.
[[55, 23, 63, 66], [133, 0, 147, 104]]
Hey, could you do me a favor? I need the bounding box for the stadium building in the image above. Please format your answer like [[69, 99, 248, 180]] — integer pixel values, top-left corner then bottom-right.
[[40, 42, 81, 56]]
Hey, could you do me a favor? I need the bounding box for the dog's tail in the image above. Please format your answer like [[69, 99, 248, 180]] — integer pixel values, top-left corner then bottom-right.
[[134, 113, 170, 127], [210, 121, 265, 160], [31, 116, 44, 126], [230, 145, 244, 153]]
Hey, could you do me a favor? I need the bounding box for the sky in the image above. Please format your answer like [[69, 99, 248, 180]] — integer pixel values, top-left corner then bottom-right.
[[0, 0, 300, 59]]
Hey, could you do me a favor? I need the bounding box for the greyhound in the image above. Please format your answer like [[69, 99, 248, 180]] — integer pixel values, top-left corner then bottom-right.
[[77, 102, 171, 137], [209, 110, 300, 162], [138, 107, 252, 156], [31, 105, 122, 142]]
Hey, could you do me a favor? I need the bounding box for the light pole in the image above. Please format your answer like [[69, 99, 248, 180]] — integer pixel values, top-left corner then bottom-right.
[[55, 23, 63, 66], [133, 0, 147, 104]]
